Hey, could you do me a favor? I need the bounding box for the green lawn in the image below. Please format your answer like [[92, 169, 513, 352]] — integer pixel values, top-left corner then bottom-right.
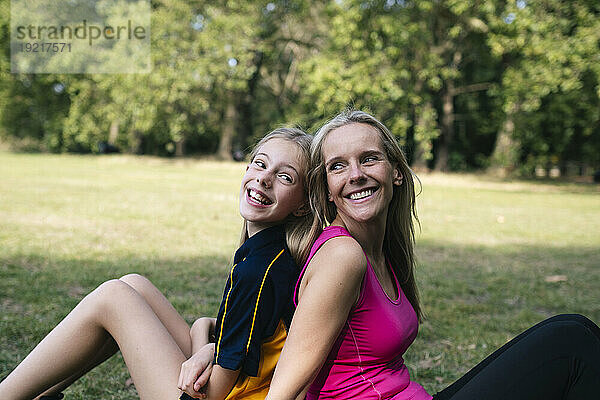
[[1, 152, 599, 398]]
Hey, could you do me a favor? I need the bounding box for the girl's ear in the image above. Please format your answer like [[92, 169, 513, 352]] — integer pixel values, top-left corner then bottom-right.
[[393, 165, 403, 186], [292, 202, 310, 217]]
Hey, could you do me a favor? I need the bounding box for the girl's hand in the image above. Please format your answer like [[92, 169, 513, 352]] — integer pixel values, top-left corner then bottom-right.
[[178, 343, 215, 398]]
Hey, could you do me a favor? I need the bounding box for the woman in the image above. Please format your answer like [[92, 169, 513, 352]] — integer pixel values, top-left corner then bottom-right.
[[266, 110, 600, 400]]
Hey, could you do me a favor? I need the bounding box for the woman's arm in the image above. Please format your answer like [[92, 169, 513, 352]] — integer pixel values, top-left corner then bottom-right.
[[266, 237, 366, 400]]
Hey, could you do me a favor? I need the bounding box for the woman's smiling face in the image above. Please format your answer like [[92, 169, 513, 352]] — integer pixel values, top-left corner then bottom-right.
[[322, 123, 402, 226]]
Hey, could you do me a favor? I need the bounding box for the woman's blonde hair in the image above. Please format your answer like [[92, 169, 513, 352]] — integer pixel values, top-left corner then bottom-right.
[[308, 110, 423, 321], [239, 127, 314, 267]]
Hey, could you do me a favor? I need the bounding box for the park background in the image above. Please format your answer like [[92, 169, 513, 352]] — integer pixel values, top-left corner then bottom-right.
[[1, 0, 599, 399]]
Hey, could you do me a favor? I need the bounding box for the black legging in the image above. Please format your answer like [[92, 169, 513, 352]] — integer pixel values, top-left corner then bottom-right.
[[433, 314, 600, 400]]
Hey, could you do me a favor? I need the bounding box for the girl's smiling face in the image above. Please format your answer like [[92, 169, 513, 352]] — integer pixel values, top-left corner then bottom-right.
[[322, 123, 402, 226], [240, 138, 306, 237]]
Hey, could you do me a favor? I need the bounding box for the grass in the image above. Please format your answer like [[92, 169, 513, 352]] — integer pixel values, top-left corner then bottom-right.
[[1, 152, 599, 398]]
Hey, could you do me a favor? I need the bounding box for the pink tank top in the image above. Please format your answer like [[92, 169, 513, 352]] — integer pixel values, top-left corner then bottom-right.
[[294, 226, 432, 400]]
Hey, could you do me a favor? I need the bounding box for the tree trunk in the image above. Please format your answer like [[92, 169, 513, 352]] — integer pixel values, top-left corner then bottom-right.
[[175, 138, 186, 157], [412, 115, 430, 171], [411, 106, 431, 170], [408, 79, 428, 170], [109, 120, 119, 144], [492, 119, 515, 168], [217, 93, 237, 160], [435, 81, 454, 172], [130, 129, 143, 154], [238, 51, 264, 151], [489, 115, 516, 176], [411, 143, 428, 171]]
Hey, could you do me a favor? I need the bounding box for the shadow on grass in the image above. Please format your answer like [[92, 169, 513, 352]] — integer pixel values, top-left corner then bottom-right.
[[417, 239, 599, 320], [1, 242, 598, 397], [407, 239, 599, 393], [0, 252, 232, 397]]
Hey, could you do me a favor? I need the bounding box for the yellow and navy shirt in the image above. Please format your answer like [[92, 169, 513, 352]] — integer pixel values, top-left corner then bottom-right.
[[214, 224, 298, 399]]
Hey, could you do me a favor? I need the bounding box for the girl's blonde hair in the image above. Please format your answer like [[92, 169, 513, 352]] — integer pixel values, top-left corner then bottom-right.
[[308, 110, 423, 321], [239, 127, 314, 267]]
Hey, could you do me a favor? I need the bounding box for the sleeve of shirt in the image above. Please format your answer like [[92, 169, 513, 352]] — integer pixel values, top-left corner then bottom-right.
[[213, 257, 278, 377]]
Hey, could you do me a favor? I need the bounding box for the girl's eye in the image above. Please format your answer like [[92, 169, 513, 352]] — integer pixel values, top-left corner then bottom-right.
[[278, 173, 293, 183]]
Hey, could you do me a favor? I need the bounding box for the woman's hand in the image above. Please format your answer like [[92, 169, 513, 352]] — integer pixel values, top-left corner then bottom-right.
[[178, 343, 215, 398]]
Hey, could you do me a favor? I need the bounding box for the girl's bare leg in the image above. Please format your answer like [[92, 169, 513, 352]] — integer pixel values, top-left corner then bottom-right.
[[118, 274, 192, 357], [0, 279, 187, 400], [35, 274, 194, 399], [36, 337, 118, 399]]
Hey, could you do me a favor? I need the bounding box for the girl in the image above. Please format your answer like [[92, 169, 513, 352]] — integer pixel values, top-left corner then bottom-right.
[[0, 128, 313, 400], [266, 110, 600, 400]]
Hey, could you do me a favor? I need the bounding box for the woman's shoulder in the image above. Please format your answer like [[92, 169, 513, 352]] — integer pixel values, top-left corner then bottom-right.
[[295, 232, 366, 307], [309, 233, 366, 277]]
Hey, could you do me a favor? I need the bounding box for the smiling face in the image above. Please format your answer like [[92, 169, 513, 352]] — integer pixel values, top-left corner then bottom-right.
[[322, 123, 402, 227], [239, 138, 306, 237]]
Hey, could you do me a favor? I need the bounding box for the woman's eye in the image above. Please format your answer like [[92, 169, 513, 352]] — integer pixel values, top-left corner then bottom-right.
[[254, 160, 266, 168], [363, 156, 377, 163], [329, 162, 343, 171]]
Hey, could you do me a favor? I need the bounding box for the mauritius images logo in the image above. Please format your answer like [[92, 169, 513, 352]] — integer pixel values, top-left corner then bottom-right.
[[11, 0, 151, 73]]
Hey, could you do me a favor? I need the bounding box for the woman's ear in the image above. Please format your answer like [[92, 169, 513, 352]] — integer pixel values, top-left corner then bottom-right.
[[292, 202, 310, 217], [393, 166, 403, 186], [327, 191, 333, 202]]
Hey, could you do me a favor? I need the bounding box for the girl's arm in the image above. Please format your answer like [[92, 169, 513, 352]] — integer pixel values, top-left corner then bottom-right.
[[266, 237, 366, 399], [190, 317, 217, 352], [179, 317, 240, 399]]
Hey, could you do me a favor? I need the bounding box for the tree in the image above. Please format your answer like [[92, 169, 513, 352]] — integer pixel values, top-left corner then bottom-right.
[[291, 0, 502, 171], [0, 0, 597, 172], [0, 0, 71, 151], [200, 0, 322, 159], [489, 0, 600, 174]]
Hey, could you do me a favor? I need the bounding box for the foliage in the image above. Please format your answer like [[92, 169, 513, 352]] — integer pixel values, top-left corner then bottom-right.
[[0, 0, 598, 174], [489, 0, 600, 172]]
